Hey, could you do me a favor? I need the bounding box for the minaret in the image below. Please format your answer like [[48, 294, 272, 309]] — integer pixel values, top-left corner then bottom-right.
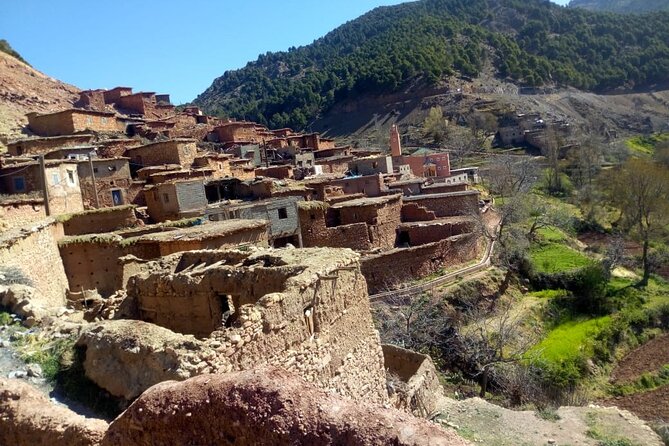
[[390, 124, 402, 157]]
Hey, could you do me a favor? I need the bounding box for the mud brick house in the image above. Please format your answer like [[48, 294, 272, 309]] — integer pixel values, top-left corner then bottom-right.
[[0, 160, 84, 215], [58, 219, 270, 298], [387, 178, 425, 196], [314, 155, 354, 175], [103, 86, 133, 104], [349, 155, 394, 176], [76, 158, 140, 208], [328, 174, 388, 198], [117, 92, 175, 119], [144, 179, 207, 222], [298, 195, 402, 251], [74, 89, 106, 111], [97, 138, 141, 159], [314, 145, 352, 159], [396, 216, 477, 246], [207, 196, 302, 247], [26, 109, 119, 137], [43, 146, 98, 161], [255, 165, 293, 180], [124, 139, 198, 170], [7, 134, 95, 156], [115, 247, 389, 404]]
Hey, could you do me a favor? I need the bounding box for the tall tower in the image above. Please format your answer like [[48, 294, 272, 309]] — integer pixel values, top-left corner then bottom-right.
[[390, 124, 402, 157]]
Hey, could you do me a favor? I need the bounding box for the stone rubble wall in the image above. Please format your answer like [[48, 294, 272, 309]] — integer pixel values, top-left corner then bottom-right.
[[0, 219, 68, 307]]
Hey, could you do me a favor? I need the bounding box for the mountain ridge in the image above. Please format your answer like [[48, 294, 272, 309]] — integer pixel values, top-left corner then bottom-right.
[[193, 0, 669, 131], [568, 0, 669, 14]]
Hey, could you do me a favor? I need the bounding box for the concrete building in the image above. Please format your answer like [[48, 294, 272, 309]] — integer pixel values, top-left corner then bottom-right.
[[144, 179, 207, 222]]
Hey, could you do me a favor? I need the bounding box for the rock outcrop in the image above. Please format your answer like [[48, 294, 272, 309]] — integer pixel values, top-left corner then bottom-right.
[[0, 378, 107, 446], [102, 367, 471, 446], [77, 319, 218, 400]]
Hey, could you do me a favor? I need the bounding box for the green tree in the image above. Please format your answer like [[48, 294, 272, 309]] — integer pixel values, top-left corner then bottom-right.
[[603, 158, 669, 286]]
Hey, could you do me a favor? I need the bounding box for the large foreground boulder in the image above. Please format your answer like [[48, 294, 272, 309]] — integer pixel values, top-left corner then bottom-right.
[[77, 320, 222, 400], [0, 379, 107, 446], [102, 367, 471, 446]]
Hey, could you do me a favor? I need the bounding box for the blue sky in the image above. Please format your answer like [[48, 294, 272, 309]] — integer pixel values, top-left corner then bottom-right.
[[1, 0, 569, 104]]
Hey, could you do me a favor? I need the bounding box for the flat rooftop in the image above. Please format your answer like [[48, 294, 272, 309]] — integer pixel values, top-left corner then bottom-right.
[[331, 194, 401, 209]]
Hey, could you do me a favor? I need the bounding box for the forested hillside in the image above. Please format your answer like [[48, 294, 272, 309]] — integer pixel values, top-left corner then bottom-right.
[[194, 0, 669, 130], [569, 0, 669, 14]]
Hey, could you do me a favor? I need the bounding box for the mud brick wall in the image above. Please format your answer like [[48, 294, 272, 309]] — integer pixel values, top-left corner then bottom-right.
[[0, 201, 47, 229], [337, 198, 401, 250], [70, 112, 119, 133], [59, 239, 157, 298], [421, 183, 468, 194], [28, 112, 76, 136], [382, 344, 443, 417], [403, 191, 479, 218], [98, 139, 141, 159], [7, 135, 94, 156], [401, 203, 436, 222], [0, 219, 68, 307], [255, 165, 293, 180], [125, 141, 197, 169], [399, 219, 475, 246], [361, 233, 479, 294], [61, 206, 137, 236], [298, 206, 373, 250], [126, 249, 389, 405]]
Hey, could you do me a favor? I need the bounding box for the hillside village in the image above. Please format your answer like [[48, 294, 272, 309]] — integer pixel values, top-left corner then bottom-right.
[[2, 1, 669, 444], [0, 85, 497, 444]]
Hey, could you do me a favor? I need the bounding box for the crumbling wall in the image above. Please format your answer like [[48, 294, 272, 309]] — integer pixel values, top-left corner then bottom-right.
[[115, 248, 389, 405], [401, 202, 436, 222], [383, 344, 444, 417], [0, 219, 68, 307], [361, 233, 479, 293]]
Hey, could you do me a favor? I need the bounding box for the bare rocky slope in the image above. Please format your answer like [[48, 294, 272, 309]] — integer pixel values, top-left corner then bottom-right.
[[0, 50, 80, 150], [311, 75, 669, 145]]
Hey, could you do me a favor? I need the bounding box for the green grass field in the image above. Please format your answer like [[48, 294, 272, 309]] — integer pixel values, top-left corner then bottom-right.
[[626, 133, 669, 156], [531, 243, 591, 274], [532, 316, 612, 364]]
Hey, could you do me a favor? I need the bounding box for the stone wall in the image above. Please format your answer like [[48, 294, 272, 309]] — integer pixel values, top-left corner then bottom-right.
[[361, 233, 479, 293], [125, 140, 197, 169], [60, 206, 137, 236], [59, 221, 269, 297], [119, 248, 389, 405], [0, 219, 68, 307], [7, 135, 94, 157]]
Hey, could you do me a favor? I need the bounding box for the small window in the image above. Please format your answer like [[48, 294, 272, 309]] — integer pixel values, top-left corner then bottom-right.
[[108, 165, 117, 172], [93, 167, 99, 173], [86, 116, 93, 125], [13, 176, 26, 192], [278, 207, 288, 219], [67, 170, 75, 185], [163, 193, 170, 203], [101, 117, 107, 124], [51, 173, 60, 185]]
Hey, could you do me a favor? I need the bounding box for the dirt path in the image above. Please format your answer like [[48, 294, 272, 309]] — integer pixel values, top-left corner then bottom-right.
[[437, 396, 663, 446]]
